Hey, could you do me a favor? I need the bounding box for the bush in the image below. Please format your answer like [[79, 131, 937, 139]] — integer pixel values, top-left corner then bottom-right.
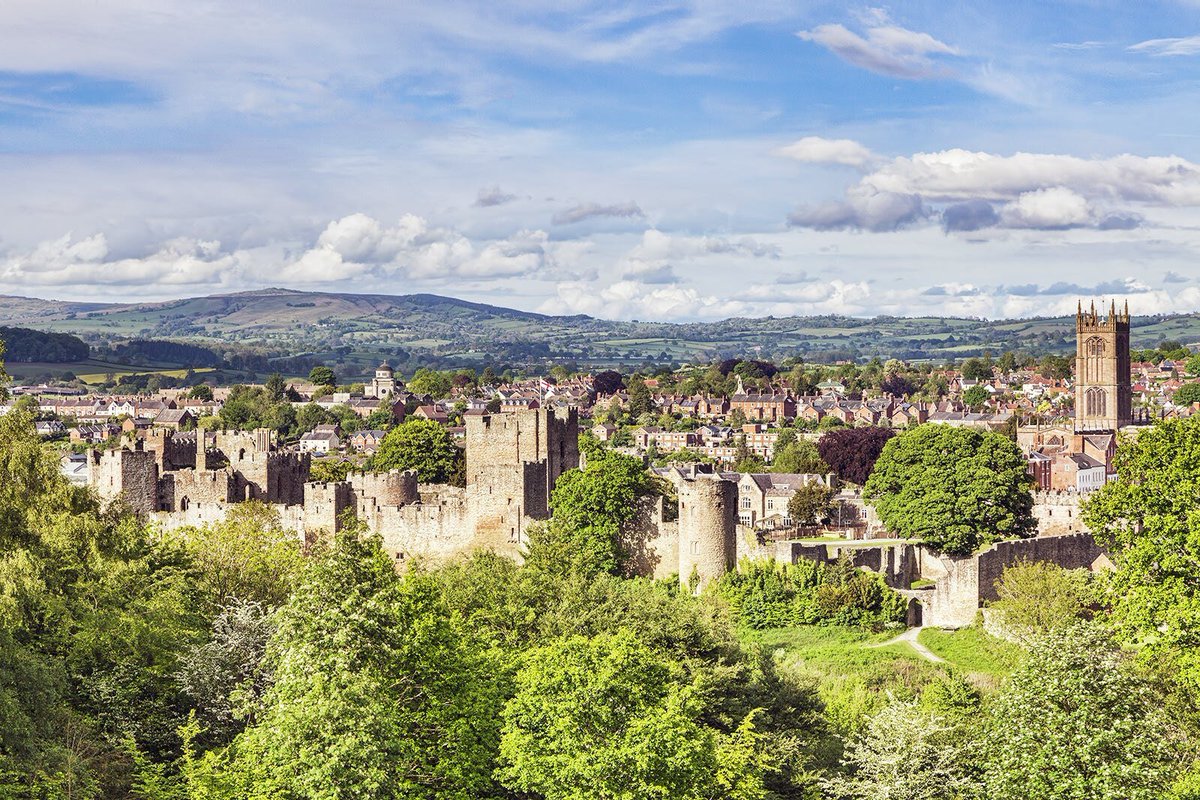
[[715, 556, 907, 630]]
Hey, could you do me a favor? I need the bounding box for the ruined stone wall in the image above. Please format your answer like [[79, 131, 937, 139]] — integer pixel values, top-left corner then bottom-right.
[[164, 469, 238, 511], [923, 533, 1107, 628], [776, 540, 924, 589], [464, 408, 580, 527], [89, 446, 159, 516], [144, 429, 197, 472], [363, 489, 479, 562], [621, 494, 678, 580], [677, 476, 737, 591], [303, 482, 355, 539]]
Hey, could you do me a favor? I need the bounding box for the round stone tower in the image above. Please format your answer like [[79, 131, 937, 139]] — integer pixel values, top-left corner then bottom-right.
[[677, 475, 737, 593]]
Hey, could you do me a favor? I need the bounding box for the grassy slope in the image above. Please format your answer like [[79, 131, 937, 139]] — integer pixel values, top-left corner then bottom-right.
[[745, 625, 1023, 737]]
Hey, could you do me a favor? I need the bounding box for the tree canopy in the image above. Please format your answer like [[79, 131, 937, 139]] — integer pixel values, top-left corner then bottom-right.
[[1083, 416, 1200, 692], [370, 417, 461, 483], [817, 426, 895, 486], [864, 425, 1035, 556]]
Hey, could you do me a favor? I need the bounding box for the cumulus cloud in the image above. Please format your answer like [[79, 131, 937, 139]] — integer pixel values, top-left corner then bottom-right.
[[1000, 187, 1094, 229], [941, 199, 1000, 232], [542, 280, 747, 321], [1, 214, 558, 291], [796, 13, 959, 79], [776, 136, 878, 168], [788, 185, 926, 232], [1, 233, 240, 287], [786, 140, 1200, 232], [1005, 278, 1150, 296], [474, 185, 518, 207], [1164, 270, 1190, 284], [1128, 36, 1200, 56], [552, 201, 645, 225], [287, 213, 554, 282]]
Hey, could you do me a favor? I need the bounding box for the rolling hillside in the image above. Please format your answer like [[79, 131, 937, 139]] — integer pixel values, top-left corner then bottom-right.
[[1, 288, 1198, 370]]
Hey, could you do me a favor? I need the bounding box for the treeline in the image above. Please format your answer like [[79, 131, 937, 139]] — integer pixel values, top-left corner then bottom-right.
[[106, 340, 223, 367], [0, 326, 88, 362]]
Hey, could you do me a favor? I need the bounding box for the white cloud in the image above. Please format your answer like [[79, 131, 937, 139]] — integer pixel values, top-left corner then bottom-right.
[[1, 233, 240, 287], [1128, 36, 1200, 56], [776, 136, 879, 168], [786, 141, 1200, 232], [796, 15, 959, 79], [542, 279, 748, 321], [1, 214, 558, 291], [1000, 187, 1094, 229]]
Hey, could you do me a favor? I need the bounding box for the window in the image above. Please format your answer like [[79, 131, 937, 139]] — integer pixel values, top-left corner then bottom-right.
[[690, 541, 700, 555], [767, 500, 774, 510], [1085, 336, 1106, 357], [740, 497, 751, 509], [1085, 386, 1107, 417]]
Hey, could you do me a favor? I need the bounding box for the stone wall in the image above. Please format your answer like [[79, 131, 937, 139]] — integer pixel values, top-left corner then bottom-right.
[[922, 533, 1107, 628], [1032, 491, 1087, 534], [622, 494, 678, 580], [89, 445, 159, 516]]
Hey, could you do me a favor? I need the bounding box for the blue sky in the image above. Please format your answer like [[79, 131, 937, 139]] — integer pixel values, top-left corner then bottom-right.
[[4, 1, 1200, 320]]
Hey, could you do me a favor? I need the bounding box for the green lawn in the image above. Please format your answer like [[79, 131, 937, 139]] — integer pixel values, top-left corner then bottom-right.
[[919, 627, 1024, 679]]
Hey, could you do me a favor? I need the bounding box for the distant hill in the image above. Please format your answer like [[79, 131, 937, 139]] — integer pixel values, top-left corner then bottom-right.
[[0, 288, 1197, 372]]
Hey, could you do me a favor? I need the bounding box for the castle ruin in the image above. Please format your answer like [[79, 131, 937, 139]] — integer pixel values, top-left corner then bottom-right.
[[87, 408, 739, 587]]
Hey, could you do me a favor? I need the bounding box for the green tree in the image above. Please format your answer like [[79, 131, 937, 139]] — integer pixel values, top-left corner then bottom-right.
[[0, 334, 9, 400], [1083, 416, 1200, 691], [175, 501, 305, 611], [987, 561, 1093, 645], [864, 425, 1035, 556], [1175, 382, 1200, 405], [188, 384, 214, 402], [772, 439, 829, 474], [263, 372, 287, 402], [224, 529, 502, 799], [295, 402, 334, 434], [983, 624, 1183, 800], [1038, 354, 1072, 380], [1185, 354, 1200, 376], [960, 358, 992, 381], [962, 385, 989, 410], [787, 482, 835, 527], [370, 417, 461, 483], [309, 458, 354, 483], [307, 366, 336, 388], [527, 450, 654, 578], [824, 696, 980, 800], [627, 378, 652, 416], [407, 368, 453, 399], [497, 630, 764, 800]]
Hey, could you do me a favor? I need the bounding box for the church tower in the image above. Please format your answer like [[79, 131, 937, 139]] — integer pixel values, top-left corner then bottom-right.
[[1074, 300, 1132, 433]]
